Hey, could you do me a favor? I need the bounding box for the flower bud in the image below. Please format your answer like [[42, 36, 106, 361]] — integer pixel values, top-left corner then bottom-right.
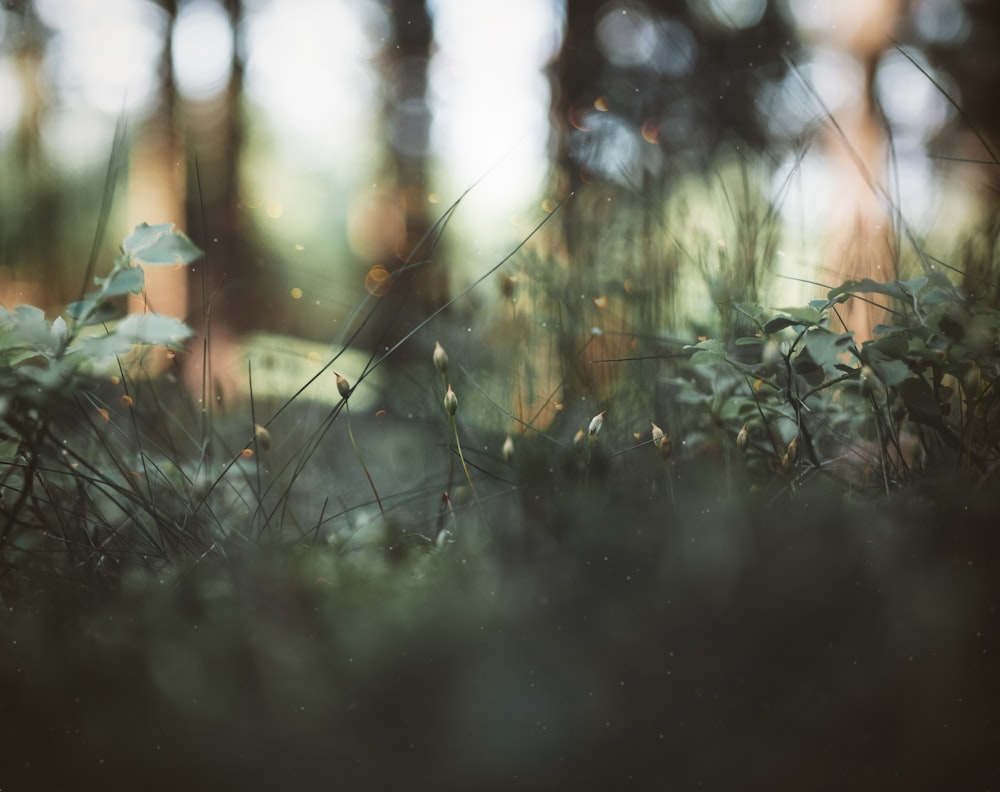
[[736, 422, 749, 451], [588, 410, 606, 440], [444, 384, 458, 416], [651, 422, 664, 446], [433, 341, 449, 375], [651, 422, 672, 459], [502, 434, 515, 464], [335, 372, 351, 400]]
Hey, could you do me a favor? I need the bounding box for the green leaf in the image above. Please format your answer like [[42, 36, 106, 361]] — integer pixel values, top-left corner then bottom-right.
[[898, 276, 928, 295], [686, 338, 729, 368], [135, 231, 203, 266], [763, 317, 801, 334], [791, 347, 824, 382], [76, 314, 194, 360], [99, 265, 145, 298], [122, 223, 203, 267], [802, 328, 853, 369], [76, 333, 132, 360], [829, 278, 911, 301], [868, 357, 911, 387], [0, 305, 55, 350], [122, 222, 176, 255], [66, 298, 122, 325], [115, 313, 194, 349], [762, 303, 827, 334], [684, 338, 726, 354]]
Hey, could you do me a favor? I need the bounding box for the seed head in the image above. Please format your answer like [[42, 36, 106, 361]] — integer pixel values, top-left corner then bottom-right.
[[736, 422, 749, 451], [335, 371, 351, 400], [433, 341, 449, 375], [444, 384, 458, 416]]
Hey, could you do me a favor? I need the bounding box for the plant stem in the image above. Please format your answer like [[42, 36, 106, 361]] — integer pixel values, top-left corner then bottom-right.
[[448, 412, 478, 502], [345, 401, 383, 514]]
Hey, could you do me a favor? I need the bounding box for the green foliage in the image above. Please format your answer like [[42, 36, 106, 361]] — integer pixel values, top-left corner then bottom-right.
[[0, 223, 200, 569], [1, 201, 999, 792], [671, 269, 1000, 486]]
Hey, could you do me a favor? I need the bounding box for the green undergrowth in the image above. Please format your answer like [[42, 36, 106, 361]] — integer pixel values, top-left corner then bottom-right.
[[2, 175, 1000, 787]]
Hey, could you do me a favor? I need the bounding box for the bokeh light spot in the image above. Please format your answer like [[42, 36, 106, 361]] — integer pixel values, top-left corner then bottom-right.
[[172, 0, 233, 100], [691, 0, 767, 31], [365, 265, 393, 297]]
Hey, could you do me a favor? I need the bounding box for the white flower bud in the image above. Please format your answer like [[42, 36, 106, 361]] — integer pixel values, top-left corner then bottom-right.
[[444, 384, 458, 416], [433, 341, 449, 375], [502, 434, 515, 464], [588, 410, 606, 440]]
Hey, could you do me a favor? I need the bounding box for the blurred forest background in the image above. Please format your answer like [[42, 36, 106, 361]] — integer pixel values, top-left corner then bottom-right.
[[4, 5, 1000, 788], [1, 0, 999, 394]]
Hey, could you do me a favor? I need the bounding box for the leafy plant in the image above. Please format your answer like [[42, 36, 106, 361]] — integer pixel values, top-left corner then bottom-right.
[[0, 223, 201, 572], [667, 269, 1000, 491]]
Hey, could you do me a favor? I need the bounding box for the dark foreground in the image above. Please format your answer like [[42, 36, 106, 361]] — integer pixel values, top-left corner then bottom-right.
[[2, 473, 999, 792]]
